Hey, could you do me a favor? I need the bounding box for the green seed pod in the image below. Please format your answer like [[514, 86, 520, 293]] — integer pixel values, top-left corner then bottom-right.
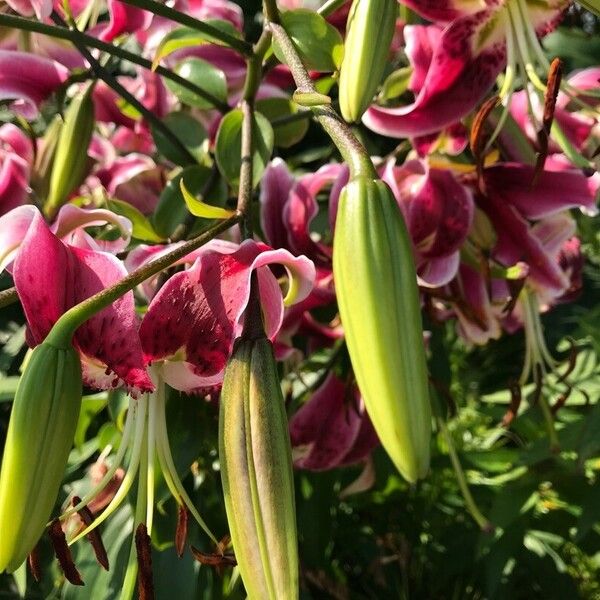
[[219, 334, 298, 600], [333, 177, 431, 483], [0, 342, 82, 573], [44, 82, 95, 218], [338, 0, 397, 123]]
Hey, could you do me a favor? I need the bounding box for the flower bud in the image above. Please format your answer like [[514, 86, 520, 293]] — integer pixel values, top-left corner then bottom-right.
[[44, 82, 95, 218], [0, 342, 82, 573], [219, 333, 298, 600], [338, 0, 397, 123], [333, 177, 431, 482]]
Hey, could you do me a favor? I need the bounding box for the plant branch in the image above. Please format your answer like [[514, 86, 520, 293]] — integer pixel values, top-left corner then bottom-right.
[[317, 0, 348, 17], [46, 214, 240, 348], [236, 31, 272, 239], [0, 288, 18, 310], [0, 13, 229, 113], [50, 12, 197, 166], [266, 20, 375, 179], [117, 0, 253, 56]]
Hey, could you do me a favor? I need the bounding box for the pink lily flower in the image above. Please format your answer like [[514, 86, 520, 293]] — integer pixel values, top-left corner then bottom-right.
[[290, 372, 378, 471], [382, 158, 474, 287], [95, 154, 165, 215], [5, 0, 52, 19], [0, 51, 69, 118], [0, 204, 132, 273], [139, 239, 316, 393], [99, 0, 153, 42], [363, 1, 569, 138], [11, 210, 152, 393], [0, 124, 34, 216]]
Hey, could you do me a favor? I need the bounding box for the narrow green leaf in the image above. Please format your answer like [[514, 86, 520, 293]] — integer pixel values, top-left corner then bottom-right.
[[179, 179, 236, 219], [108, 198, 165, 242]]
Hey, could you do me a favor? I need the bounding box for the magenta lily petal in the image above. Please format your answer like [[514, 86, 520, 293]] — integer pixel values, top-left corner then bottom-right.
[[100, 0, 153, 42], [0, 205, 37, 272], [0, 51, 69, 118], [418, 253, 461, 288], [284, 164, 346, 263], [483, 194, 570, 296], [0, 154, 29, 216], [96, 154, 164, 215], [13, 212, 153, 393], [363, 9, 506, 138], [404, 24, 443, 94], [140, 240, 315, 389], [6, 0, 52, 19], [0, 123, 34, 165], [452, 264, 502, 345], [290, 373, 373, 471], [52, 204, 133, 254], [259, 158, 295, 249], [483, 163, 600, 219]]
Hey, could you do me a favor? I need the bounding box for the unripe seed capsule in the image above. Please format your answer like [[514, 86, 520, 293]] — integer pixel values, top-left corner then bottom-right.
[[0, 342, 82, 573], [333, 177, 431, 482]]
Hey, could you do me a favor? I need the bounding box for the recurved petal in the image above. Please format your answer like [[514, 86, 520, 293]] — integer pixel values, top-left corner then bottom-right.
[[13, 212, 153, 393], [0, 51, 69, 118], [140, 240, 315, 387], [363, 8, 507, 138], [259, 158, 295, 250], [100, 0, 153, 42], [290, 373, 364, 471], [483, 163, 600, 219]]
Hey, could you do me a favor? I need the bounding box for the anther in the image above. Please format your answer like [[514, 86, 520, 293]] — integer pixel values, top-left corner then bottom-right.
[[175, 503, 189, 558], [135, 523, 155, 600], [28, 545, 41, 582], [49, 519, 84, 586], [72, 496, 109, 570], [502, 380, 522, 428]]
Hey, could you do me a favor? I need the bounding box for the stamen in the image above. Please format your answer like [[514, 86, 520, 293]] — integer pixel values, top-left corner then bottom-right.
[[60, 402, 136, 523], [470, 96, 500, 182], [175, 504, 189, 558], [190, 545, 237, 569], [551, 387, 571, 415], [71, 496, 109, 570], [557, 339, 579, 383], [534, 58, 562, 179], [69, 395, 148, 545], [135, 523, 155, 600], [49, 520, 84, 586], [154, 380, 218, 544], [28, 546, 41, 582], [501, 380, 522, 428], [146, 393, 157, 533]]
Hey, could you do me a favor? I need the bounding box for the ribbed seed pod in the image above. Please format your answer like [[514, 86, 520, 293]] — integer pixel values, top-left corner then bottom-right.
[[44, 82, 95, 218], [338, 0, 397, 123], [333, 177, 431, 483], [219, 334, 298, 600], [0, 342, 82, 573]]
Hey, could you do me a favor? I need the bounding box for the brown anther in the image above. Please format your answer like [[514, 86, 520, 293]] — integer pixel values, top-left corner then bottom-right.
[[49, 519, 84, 586], [533, 57, 562, 183], [216, 534, 231, 557], [557, 339, 578, 383], [190, 546, 237, 569], [135, 523, 155, 600], [502, 277, 526, 316], [28, 545, 41, 582], [470, 95, 500, 188], [551, 386, 572, 415], [175, 503, 188, 558], [72, 496, 109, 570], [501, 380, 522, 428]]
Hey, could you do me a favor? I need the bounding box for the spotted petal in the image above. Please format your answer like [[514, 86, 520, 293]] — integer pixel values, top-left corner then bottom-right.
[[13, 212, 152, 393], [140, 239, 315, 392], [363, 9, 507, 138], [0, 51, 68, 118]]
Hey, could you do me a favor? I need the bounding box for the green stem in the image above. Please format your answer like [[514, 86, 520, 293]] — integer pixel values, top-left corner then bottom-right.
[[236, 31, 272, 239], [437, 417, 494, 533], [117, 0, 253, 56], [50, 12, 197, 166], [45, 214, 240, 348], [266, 20, 375, 179], [0, 287, 18, 310], [0, 13, 229, 113]]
